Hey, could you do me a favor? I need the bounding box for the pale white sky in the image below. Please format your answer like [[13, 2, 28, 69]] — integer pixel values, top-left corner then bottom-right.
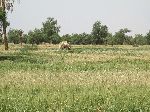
[[8, 0, 150, 36]]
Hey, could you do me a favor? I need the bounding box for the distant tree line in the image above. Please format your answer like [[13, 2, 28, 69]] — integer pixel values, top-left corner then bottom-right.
[[0, 17, 150, 46]]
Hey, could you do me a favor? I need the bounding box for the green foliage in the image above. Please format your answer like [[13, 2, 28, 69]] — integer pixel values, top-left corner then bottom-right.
[[42, 17, 60, 38], [113, 32, 124, 45], [49, 33, 61, 44], [113, 28, 131, 45], [124, 36, 133, 45], [22, 34, 28, 44], [0, 8, 7, 32], [8, 29, 20, 44], [0, 34, 2, 44], [133, 34, 147, 45], [0, 8, 4, 21], [0, 0, 15, 50], [27, 29, 46, 45], [8, 17, 149, 46], [23, 17, 61, 45], [106, 33, 114, 45], [0, 0, 13, 29], [145, 31, 150, 45], [61, 34, 72, 42], [91, 21, 108, 44], [79, 33, 93, 45], [70, 33, 83, 45], [61, 33, 93, 45]]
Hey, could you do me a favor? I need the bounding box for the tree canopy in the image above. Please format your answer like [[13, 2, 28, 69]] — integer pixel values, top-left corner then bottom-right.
[[91, 21, 108, 44]]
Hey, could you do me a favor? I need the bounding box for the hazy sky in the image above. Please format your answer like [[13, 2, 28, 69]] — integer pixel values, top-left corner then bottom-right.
[[8, 0, 150, 36]]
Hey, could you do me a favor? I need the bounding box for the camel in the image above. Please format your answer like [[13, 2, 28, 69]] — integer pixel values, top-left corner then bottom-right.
[[59, 41, 71, 50]]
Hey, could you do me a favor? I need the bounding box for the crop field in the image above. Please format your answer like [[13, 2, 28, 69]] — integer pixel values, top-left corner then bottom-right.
[[0, 44, 150, 112]]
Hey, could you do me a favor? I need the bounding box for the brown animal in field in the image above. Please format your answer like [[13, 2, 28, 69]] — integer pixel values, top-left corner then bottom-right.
[[59, 41, 71, 50]]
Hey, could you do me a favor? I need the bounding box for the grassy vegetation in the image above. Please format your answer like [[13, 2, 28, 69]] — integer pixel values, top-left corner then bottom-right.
[[0, 44, 150, 112]]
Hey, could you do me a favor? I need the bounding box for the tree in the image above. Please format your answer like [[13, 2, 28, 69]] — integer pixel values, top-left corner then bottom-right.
[[49, 34, 61, 44], [113, 28, 131, 45], [124, 36, 133, 45], [18, 29, 23, 46], [106, 33, 114, 46], [0, 32, 2, 44], [70, 33, 82, 45], [61, 34, 72, 42], [23, 17, 60, 45], [133, 34, 147, 45], [0, 0, 15, 50], [61, 33, 92, 45], [42, 17, 60, 43], [8, 29, 20, 44], [79, 33, 92, 45], [27, 29, 46, 45], [91, 21, 108, 44], [22, 34, 28, 44], [145, 31, 150, 45]]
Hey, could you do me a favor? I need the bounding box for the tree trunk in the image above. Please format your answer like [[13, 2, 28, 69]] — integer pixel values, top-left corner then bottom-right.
[[19, 30, 23, 47], [2, 0, 8, 50], [20, 36, 22, 46], [3, 27, 8, 50]]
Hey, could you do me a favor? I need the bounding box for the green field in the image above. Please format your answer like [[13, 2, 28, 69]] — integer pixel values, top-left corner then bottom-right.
[[0, 44, 150, 112]]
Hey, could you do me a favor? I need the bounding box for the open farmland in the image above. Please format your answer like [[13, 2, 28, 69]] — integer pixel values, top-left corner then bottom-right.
[[0, 44, 150, 112]]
